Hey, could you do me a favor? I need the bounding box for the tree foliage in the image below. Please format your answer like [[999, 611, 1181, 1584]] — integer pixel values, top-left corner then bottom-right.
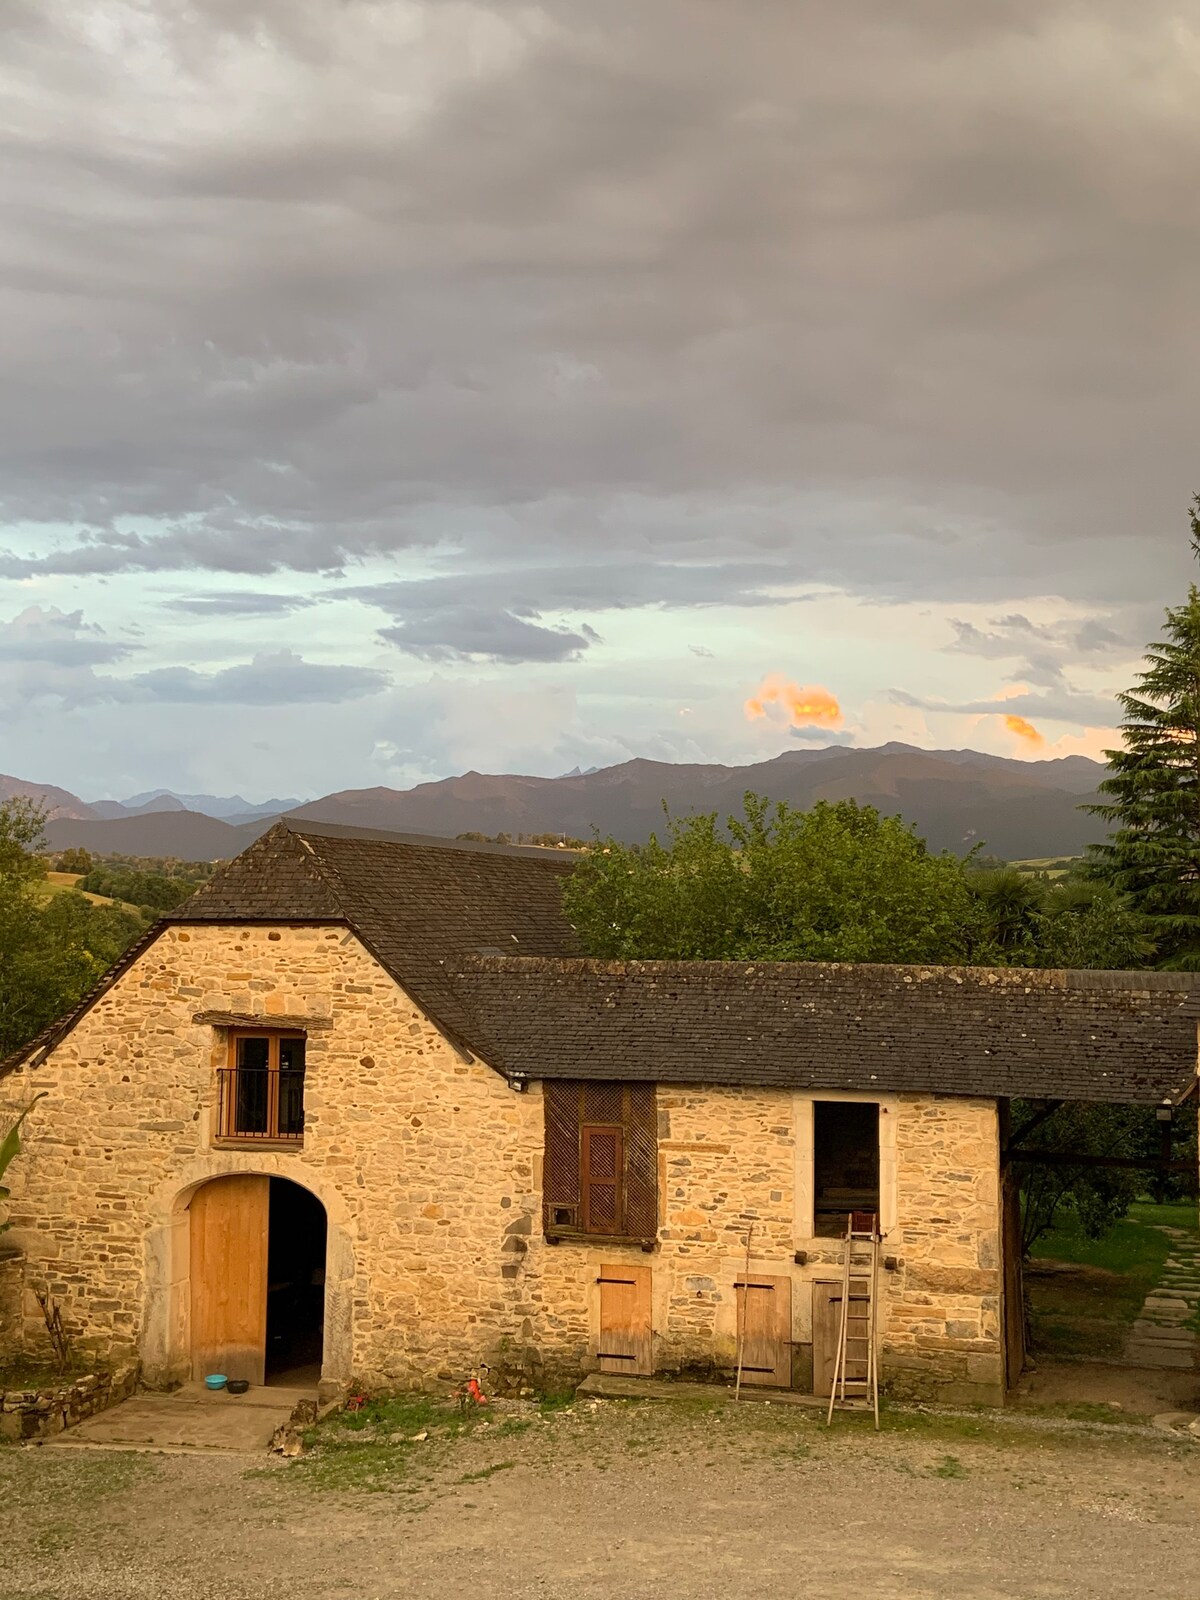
[[564, 793, 1151, 970], [564, 795, 987, 964], [0, 801, 145, 1060], [78, 865, 196, 915], [1088, 497, 1200, 969]]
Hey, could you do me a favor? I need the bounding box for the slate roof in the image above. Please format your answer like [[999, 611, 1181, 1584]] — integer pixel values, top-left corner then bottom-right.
[[1, 820, 579, 1075], [445, 956, 1200, 1106], [6, 818, 1199, 1106]]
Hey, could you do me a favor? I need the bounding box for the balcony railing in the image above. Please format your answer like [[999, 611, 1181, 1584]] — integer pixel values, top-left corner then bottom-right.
[[216, 1067, 305, 1143]]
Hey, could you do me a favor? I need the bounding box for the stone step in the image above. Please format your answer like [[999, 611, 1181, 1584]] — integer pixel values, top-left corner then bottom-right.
[[1124, 1343, 1196, 1370]]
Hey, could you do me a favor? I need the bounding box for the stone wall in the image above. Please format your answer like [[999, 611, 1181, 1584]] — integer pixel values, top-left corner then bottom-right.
[[0, 1364, 140, 1443], [0, 1249, 25, 1361], [533, 1083, 1003, 1404], [0, 922, 1003, 1404]]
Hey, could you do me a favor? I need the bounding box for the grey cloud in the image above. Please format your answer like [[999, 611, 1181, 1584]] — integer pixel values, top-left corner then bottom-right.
[[0, 2, 1197, 614], [944, 610, 1141, 692], [0, 606, 133, 666], [689, 644, 715, 658], [344, 561, 796, 663], [891, 686, 1119, 725], [165, 591, 318, 617], [129, 652, 390, 705], [379, 611, 590, 665]]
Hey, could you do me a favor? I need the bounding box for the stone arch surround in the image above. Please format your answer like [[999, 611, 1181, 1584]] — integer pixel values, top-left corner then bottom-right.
[[142, 1155, 355, 1394]]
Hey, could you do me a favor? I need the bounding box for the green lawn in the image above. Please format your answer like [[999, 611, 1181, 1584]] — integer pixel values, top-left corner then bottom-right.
[[1025, 1200, 1199, 1358]]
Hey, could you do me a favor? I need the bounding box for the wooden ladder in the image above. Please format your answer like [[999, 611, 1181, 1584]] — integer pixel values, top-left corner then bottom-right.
[[825, 1210, 881, 1429]]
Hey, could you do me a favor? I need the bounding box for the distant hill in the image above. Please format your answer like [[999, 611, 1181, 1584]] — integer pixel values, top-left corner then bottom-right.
[[24, 744, 1112, 862], [0, 773, 95, 821], [42, 809, 267, 860], [289, 743, 1108, 860]]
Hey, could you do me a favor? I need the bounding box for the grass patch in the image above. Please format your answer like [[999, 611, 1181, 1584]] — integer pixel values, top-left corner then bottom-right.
[[536, 1389, 578, 1415], [0, 1359, 97, 1389], [285, 1393, 534, 1496], [933, 1454, 968, 1479], [1026, 1201, 1197, 1359]]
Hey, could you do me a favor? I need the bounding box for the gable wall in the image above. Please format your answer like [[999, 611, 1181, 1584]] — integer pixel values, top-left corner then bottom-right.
[[1, 923, 1002, 1401], [0, 923, 544, 1387]]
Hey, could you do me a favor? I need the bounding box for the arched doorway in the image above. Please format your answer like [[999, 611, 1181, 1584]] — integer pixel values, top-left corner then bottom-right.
[[189, 1175, 327, 1387]]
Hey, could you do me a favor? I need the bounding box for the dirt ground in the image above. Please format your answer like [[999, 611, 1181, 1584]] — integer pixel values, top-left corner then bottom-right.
[[4, 1396, 1200, 1600]]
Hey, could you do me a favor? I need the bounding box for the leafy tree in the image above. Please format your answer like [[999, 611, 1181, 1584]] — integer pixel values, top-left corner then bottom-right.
[[78, 866, 195, 915], [0, 800, 145, 1059], [1088, 497, 1200, 968], [0, 1095, 46, 1235], [1014, 1103, 1148, 1253], [564, 794, 987, 964], [55, 847, 94, 876]]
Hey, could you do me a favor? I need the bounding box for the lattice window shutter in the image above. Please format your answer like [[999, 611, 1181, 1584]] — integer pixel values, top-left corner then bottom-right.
[[623, 1085, 659, 1240], [543, 1082, 582, 1233]]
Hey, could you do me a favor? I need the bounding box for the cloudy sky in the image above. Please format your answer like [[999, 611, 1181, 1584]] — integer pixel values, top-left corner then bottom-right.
[[2, 2, 1198, 802]]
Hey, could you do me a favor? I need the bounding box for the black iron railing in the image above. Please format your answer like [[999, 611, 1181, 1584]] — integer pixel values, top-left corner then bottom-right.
[[216, 1067, 305, 1142]]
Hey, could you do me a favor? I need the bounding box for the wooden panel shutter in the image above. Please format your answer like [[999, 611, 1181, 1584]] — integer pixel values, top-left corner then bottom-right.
[[734, 1274, 792, 1387], [598, 1263, 653, 1375], [543, 1082, 583, 1234]]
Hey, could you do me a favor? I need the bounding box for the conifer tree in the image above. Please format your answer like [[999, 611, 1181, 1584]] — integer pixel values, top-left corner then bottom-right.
[[1088, 497, 1200, 968]]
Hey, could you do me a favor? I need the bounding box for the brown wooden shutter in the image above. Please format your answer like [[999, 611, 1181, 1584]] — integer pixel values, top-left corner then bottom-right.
[[543, 1081, 658, 1242], [543, 1082, 582, 1233], [735, 1274, 792, 1387], [623, 1085, 658, 1240], [582, 1125, 624, 1234]]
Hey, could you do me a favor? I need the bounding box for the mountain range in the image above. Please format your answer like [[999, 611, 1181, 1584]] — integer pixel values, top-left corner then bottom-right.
[[2, 743, 1110, 863]]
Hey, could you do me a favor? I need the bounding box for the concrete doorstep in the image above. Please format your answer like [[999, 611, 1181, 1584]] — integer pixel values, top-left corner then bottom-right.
[[44, 1383, 314, 1455]]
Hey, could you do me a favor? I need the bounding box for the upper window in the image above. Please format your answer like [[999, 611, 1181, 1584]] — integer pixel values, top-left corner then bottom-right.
[[217, 1032, 306, 1145], [543, 1082, 657, 1243], [813, 1101, 879, 1236]]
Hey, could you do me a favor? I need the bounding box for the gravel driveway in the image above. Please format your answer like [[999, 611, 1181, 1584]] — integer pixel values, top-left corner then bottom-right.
[[4, 1397, 1199, 1600]]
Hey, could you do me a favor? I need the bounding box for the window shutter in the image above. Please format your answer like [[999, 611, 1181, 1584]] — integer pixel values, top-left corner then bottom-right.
[[543, 1081, 658, 1243], [543, 1082, 582, 1233], [623, 1085, 658, 1240], [582, 1125, 624, 1234]]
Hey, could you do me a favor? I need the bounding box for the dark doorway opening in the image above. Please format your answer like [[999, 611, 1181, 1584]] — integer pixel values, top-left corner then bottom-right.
[[266, 1177, 326, 1386], [813, 1101, 880, 1237]]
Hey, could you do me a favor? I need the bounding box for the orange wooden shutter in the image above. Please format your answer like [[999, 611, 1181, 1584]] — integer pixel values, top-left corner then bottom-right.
[[734, 1273, 792, 1387], [598, 1263, 652, 1375]]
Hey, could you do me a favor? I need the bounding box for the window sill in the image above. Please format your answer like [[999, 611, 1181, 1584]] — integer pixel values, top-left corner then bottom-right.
[[545, 1232, 657, 1252], [212, 1138, 305, 1153]]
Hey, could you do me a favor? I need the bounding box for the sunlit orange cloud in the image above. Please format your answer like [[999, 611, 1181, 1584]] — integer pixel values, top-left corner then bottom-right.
[[745, 675, 843, 729], [1003, 714, 1045, 749]]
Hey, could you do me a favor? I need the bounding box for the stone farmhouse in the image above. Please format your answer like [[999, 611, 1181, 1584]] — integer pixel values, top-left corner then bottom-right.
[[1, 819, 1197, 1408]]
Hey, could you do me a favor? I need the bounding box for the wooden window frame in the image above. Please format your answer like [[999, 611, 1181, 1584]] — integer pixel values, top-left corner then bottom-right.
[[214, 1030, 306, 1147], [543, 1083, 658, 1248]]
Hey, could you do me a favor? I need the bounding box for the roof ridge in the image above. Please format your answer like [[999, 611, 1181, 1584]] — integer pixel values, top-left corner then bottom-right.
[[453, 953, 1200, 992], [278, 814, 580, 863]]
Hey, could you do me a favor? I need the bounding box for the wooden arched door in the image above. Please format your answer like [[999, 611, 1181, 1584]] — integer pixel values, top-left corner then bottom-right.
[[190, 1176, 269, 1383]]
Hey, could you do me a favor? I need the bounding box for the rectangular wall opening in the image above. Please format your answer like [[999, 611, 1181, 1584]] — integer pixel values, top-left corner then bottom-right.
[[813, 1101, 879, 1237]]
